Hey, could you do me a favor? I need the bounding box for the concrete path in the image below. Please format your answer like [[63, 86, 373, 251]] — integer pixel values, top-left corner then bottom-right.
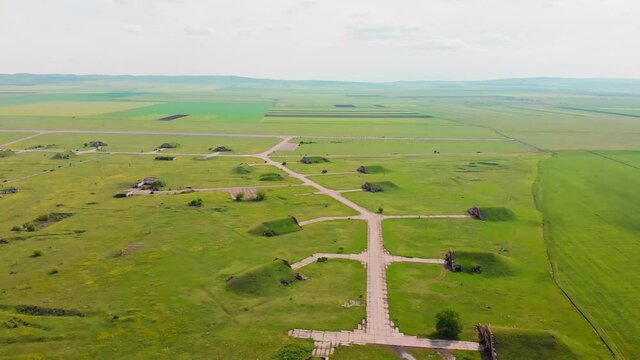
[[0, 132, 43, 147], [289, 329, 482, 358], [298, 216, 364, 227], [382, 214, 469, 220], [290, 253, 367, 270], [255, 138, 482, 358], [385, 255, 445, 265]]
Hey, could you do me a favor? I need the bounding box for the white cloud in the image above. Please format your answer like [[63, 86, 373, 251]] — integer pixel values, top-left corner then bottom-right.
[[350, 24, 478, 51], [184, 24, 212, 36], [121, 24, 144, 34], [1, 0, 639, 80]]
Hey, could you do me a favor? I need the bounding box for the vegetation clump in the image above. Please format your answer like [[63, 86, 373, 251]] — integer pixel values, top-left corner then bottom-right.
[[187, 198, 203, 207], [51, 151, 76, 160], [12, 213, 73, 232], [233, 163, 253, 175], [259, 172, 284, 181], [271, 344, 313, 360], [301, 156, 329, 164], [154, 155, 176, 161], [0, 149, 16, 158], [435, 309, 462, 339]]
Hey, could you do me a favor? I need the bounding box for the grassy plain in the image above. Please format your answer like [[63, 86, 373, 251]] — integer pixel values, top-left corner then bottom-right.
[[7, 133, 280, 154], [536, 151, 640, 358], [2, 76, 639, 359], [0, 149, 367, 358], [0, 101, 157, 116], [275, 138, 529, 156], [277, 154, 542, 215]]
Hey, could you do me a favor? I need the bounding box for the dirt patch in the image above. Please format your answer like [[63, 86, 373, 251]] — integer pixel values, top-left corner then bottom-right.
[[228, 187, 257, 201], [112, 243, 142, 257], [275, 141, 299, 152], [157, 114, 189, 121]]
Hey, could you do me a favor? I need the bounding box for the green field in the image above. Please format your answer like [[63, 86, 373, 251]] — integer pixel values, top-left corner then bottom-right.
[[6, 133, 280, 154], [1, 76, 639, 359], [536, 151, 640, 358]]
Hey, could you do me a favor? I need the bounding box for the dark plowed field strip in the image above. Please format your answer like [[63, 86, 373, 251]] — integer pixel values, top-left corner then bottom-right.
[[157, 114, 189, 121], [265, 114, 432, 118]]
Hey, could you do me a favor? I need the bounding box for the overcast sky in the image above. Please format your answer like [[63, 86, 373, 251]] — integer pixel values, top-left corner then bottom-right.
[[1, 0, 639, 81]]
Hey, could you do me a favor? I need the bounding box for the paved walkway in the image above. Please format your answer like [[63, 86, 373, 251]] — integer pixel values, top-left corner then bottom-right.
[[257, 138, 482, 358], [290, 253, 367, 270], [298, 216, 364, 227]]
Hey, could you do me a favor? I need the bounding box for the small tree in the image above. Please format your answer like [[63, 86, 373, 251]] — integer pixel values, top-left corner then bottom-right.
[[235, 192, 245, 202], [377, 207, 384, 214], [188, 198, 203, 207], [255, 190, 266, 201], [435, 309, 462, 339]]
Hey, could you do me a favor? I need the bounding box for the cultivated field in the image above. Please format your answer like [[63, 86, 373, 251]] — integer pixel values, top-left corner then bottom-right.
[[1, 76, 639, 359]]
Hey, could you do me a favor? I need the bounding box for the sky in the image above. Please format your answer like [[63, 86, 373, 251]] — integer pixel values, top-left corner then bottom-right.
[[1, 0, 639, 82]]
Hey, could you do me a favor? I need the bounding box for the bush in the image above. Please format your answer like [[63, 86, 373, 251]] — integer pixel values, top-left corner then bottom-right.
[[255, 190, 266, 201], [435, 309, 462, 339], [272, 344, 312, 360], [11, 225, 21, 232], [188, 198, 203, 207], [23, 223, 36, 232], [235, 192, 245, 201], [31, 250, 43, 258]]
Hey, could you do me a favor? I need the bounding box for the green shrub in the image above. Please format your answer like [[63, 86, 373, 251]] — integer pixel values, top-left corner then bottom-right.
[[0, 149, 17, 158], [233, 163, 253, 175], [188, 198, 203, 207], [435, 309, 462, 339], [31, 250, 43, 258], [300, 156, 329, 164], [235, 192, 245, 201], [51, 151, 75, 160], [255, 191, 266, 201], [272, 344, 313, 360]]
